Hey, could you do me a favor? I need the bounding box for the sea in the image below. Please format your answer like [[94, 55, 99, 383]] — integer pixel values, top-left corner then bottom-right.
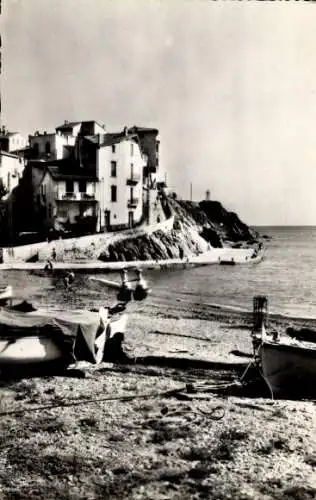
[[1, 226, 316, 321]]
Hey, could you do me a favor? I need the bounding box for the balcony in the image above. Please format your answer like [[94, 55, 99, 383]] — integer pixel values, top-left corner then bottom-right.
[[56, 192, 97, 202], [127, 198, 139, 209], [126, 174, 141, 186]]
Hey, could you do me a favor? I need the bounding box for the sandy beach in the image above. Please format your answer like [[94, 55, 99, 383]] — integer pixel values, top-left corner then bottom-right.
[[0, 306, 316, 500]]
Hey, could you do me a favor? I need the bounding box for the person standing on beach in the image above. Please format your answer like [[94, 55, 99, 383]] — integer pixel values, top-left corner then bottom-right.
[[63, 271, 75, 290]]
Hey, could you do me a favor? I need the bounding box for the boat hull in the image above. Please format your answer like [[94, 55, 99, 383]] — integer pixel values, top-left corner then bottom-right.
[[107, 313, 128, 339], [260, 340, 316, 397], [0, 311, 127, 368], [0, 336, 66, 365]]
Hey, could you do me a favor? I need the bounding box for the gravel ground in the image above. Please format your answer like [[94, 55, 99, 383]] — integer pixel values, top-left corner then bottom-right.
[[0, 308, 315, 499]]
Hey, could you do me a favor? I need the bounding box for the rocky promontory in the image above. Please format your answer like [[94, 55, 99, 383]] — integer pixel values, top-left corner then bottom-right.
[[99, 196, 259, 262]]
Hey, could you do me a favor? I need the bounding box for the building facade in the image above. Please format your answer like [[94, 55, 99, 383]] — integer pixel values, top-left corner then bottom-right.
[[96, 132, 145, 231], [36, 167, 98, 234], [0, 130, 28, 153], [3, 121, 163, 241], [0, 151, 25, 193], [128, 126, 160, 225], [28, 120, 106, 162]]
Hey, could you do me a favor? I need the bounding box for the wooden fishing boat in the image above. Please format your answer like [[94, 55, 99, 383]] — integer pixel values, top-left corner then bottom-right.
[[251, 295, 316, 397], [256, 332, 316, 397], [107, 311, 128, 339], [0, 285, 13, 306], [0, 270, 149, 371], [0, 307, 109, 367]]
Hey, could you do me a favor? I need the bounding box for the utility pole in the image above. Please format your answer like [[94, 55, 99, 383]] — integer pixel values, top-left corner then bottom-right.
[[0, 0, 2, 127], [190, 182, 192, 202]]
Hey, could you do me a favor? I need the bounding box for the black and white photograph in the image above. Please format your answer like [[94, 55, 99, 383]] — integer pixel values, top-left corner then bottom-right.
[[0, 0, 316, 498]]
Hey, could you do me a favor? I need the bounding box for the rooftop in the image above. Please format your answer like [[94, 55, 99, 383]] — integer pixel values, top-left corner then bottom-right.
[[0, 150, 20, 159], [55, 121, 82, 131], [55, 120, 106, 132], [83, 131, 139, 148], [128, 125, 159, 134], [47, 165, 97, 182]]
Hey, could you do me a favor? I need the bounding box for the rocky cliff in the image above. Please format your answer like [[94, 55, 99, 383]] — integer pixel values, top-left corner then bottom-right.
[[99, 196, 259, 262]]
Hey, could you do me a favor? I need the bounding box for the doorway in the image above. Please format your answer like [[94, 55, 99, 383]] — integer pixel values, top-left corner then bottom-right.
[[104, 210, 111, 230], [128, 211, 134, 228]]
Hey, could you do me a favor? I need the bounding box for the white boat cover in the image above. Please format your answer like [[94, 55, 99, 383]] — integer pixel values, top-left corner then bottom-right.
[[0, 307, 108, 364]]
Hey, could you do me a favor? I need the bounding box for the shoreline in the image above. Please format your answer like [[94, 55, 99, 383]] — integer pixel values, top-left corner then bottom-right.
[[0, 247, 264, 272]]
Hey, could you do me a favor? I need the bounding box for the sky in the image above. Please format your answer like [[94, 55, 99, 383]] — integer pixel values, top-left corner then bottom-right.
[[2, 0, 316, 225]]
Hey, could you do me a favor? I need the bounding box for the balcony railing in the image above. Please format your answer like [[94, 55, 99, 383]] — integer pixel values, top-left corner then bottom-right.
[[126, 174, 141, 186], [127, 198, 139, 208], [62, 192, 76, 200], [56, 192, 97, 201]]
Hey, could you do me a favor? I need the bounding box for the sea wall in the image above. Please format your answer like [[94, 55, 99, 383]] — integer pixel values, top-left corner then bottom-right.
[[1, 196, 259, 263], [2, 216, 175, 263]]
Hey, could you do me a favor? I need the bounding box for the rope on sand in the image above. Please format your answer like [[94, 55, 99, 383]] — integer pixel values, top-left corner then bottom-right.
[[0, 385, 226, 419]]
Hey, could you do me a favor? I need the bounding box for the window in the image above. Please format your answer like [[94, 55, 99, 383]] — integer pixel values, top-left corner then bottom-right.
[[79, 180, 87, 193], [33, 142, 39, 157], [7, 173, 10, 191], [66, 179, 74, 193], [111, 161, 117, 177], [111, 185, 117, 202], [45, 141, 51, 155], [58, 209, 68, 218], [130, 163, 134, 178], [130, 143, 134, 156], [111, 144, 116, 153], [130, 187, 134, 201]]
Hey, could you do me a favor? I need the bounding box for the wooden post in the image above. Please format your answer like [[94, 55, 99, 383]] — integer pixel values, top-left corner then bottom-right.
[[253, 296, 268, 334]]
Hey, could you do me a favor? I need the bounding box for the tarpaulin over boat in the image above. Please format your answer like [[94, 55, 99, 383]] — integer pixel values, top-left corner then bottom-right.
[[0, 307, 108, 364]]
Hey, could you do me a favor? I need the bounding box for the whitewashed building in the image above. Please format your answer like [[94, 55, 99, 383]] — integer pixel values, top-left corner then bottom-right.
[[0, 151, 25, 193], [28, 120, 106, 161], [10, 122, 162, 236], [96, 131, 145, 230], [0, 130, 28, 153]]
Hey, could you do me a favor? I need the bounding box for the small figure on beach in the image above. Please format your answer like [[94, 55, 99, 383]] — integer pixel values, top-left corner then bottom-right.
[[133, 269, 150, 301], [44, 259, 54, 272], [117, 269, 133, 303], [63, 271, 75, 290], [51, 248, 57, 261]]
